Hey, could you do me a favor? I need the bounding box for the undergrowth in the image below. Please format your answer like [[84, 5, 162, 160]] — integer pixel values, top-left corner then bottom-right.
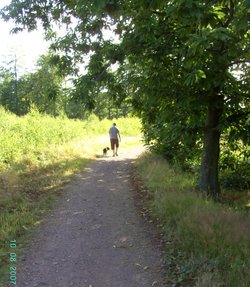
[[134, 152, 250, 287]]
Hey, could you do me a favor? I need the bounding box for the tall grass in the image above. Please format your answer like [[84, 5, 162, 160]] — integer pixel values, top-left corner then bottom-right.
[[0, 108, 141, 169], [0, 107, 141, 284], [135, 152, 250, 287]]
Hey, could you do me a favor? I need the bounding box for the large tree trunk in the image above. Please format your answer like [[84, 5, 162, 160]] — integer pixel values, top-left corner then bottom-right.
[[199, 93, 224, 199]]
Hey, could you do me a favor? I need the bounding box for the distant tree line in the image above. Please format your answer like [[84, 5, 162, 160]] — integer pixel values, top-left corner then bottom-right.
[[0, 54, 132, 119]]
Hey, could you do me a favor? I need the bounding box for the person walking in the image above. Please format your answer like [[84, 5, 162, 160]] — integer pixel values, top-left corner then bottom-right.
[[109, 123, 121, 157]]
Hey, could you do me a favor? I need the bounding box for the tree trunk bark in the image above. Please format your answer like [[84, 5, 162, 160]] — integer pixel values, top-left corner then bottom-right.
[[199, 93, 224, 199]]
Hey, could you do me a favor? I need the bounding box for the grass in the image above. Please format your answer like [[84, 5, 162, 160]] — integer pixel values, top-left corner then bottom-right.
[[134, 152, 250, 287], [0, 108, 142, 284]]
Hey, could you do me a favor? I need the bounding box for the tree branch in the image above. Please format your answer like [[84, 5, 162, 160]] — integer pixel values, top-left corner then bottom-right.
[[223, 0, 234, 28], [226, 111, 250, 123]]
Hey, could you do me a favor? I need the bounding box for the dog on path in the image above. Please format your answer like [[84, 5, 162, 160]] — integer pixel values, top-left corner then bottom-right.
[[103, 147, 110, 156]]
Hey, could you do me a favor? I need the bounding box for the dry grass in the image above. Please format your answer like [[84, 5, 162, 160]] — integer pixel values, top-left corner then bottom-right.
[[135, 152, 250, 287]]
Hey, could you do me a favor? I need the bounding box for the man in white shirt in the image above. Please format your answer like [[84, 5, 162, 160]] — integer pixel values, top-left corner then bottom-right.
[[109, 123, 121, 156]]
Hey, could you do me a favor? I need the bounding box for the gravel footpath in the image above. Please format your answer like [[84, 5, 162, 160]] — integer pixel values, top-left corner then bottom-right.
[[16, 146, 167, 287]]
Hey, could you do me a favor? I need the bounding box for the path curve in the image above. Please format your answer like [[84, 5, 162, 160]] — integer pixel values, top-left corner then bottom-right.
[[16, 146, 167, 287]]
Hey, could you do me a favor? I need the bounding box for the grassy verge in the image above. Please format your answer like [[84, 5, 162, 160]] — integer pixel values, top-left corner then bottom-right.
[[0, 108, 141, 284], [134, 152, 250, 287]]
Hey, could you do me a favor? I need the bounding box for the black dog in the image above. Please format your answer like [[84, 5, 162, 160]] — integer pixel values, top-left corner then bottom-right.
[[103, 147, 110, 156]]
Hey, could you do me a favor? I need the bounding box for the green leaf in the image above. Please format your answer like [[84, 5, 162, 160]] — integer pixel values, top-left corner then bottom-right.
[[235, 15, 249, 32], [213, 6, 225, 19], [198, 69, 206, 79], [244, 0, 250, 9]]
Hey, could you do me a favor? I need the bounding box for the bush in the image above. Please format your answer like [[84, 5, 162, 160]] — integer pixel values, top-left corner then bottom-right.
[[220, 161, 250, 191]]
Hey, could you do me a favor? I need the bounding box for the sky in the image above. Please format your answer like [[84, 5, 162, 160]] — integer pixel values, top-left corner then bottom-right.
[[0, 0, 119, 78], [0, 0, 49, 76]]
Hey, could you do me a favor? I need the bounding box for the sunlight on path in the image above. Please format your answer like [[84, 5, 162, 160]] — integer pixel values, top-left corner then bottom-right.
[[100, 145, 146, 161]]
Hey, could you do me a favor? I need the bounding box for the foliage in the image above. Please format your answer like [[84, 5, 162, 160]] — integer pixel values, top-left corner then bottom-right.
[[0, 54, 65, 116], [135, 152, 250, 287], [0, 107, 140, 169], [65, 88, 134, 120], [220, 137, 250, 190], [0, 53, 133, 119]]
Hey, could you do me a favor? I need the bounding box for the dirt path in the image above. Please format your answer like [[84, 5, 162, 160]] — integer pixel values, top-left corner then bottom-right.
[[16, 146, 166, 287]]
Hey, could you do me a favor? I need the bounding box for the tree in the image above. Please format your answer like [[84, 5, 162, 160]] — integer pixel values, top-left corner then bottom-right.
[[1, 0, 249, 199], [0, 54, 66, 116], [0, 54, 23, 114], [26, 54, 65, 116]]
